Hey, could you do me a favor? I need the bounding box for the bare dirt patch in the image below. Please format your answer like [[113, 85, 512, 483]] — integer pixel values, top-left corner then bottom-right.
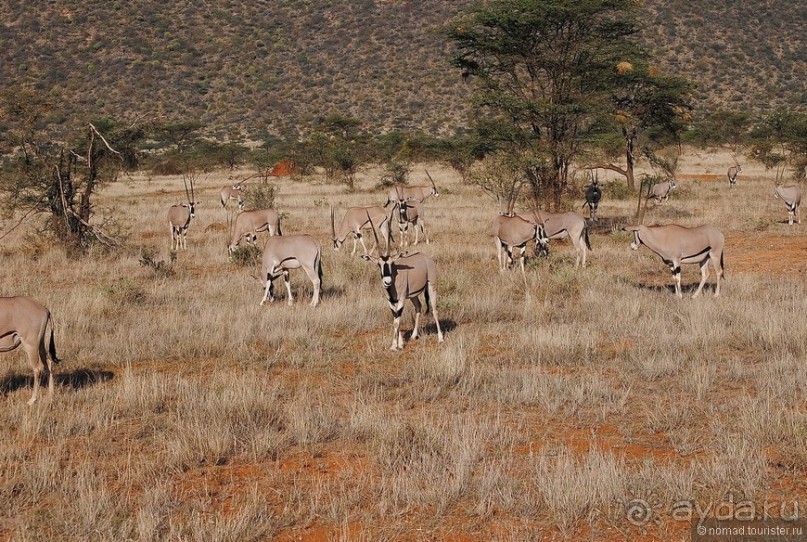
[[728, 233, 807, 276]]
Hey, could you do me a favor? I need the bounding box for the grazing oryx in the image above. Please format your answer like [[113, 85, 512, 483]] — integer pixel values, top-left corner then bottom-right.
[[220, 180, 246, 211], [492, 214, 549, 275], [0, 296, 60, 405], [647, 180, 676, 204], [168, 177, 198, 250], [583, 179, 602, 220], [384, 170, 440, 207], [727, 163, 742, 188], [331, 206, 392, 255], [774, 185, 802, 225], [361, 221, 444, 350], [260, 235, 323, 307], [393, 200, 429, 247], [228, 208, 282, 254], [623, 224, 724, 298], [517, 210, 592, 267]]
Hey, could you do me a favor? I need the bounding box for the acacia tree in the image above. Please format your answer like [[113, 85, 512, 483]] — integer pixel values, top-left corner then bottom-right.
[[596, 63, 693, 190], [0, 90, 144, 250], [448, 0, 643, 209]]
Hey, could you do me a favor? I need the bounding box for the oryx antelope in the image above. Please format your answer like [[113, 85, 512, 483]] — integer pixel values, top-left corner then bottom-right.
[[0, 296, 61, 405], [492, 214, 549, 275], [331, 206, 392, 255], [228, 208, 282, 254], [384, 170, 439, 207], [774, 185, 802, 225], [260, 235, 323, 307], [517, 210, 592, 267], [361, 232, 444, 350], [220, 181, 246, 211], [583, 179, 602, 220], [647, 180, 676, 204], [727, 164, 742, 188], [168, 177, 198, 250], [393, 200, 429, 247], [623, 224, 724, 298]]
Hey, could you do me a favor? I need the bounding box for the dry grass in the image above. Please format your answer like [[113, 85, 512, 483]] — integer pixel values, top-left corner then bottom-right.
[[0, 149, 805, 540]]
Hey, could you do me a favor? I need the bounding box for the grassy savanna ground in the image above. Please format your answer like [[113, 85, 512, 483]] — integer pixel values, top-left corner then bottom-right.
[[0, 150, 805, 541]]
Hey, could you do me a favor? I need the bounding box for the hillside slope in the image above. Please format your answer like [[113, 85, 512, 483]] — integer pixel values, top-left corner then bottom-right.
[[1, 0, 804, 138]]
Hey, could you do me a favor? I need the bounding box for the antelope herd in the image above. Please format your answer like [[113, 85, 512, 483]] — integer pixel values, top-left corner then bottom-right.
[[2, 159, 804, 403]]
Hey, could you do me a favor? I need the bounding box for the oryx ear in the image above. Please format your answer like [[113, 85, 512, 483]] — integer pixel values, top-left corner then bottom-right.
[[622, 225, 639, 232], [360, 254, 373, 262]]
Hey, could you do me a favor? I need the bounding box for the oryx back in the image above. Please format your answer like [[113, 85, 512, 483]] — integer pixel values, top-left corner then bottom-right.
[[626, 224, 724, 298], [229, 208, 281, 251], [518, 210, 590, 267], [333, 206, 391, 254], [391, 252, 434, 299], [260, 234, 322, 307]]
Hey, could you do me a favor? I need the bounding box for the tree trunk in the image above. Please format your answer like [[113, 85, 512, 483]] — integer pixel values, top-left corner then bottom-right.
[[625, 133, 636, 190]]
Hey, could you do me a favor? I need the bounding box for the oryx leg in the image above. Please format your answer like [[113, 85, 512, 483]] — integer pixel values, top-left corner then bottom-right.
[[419, 220, 428, 245], [260, 274, 276, 306], [282, 269, 294, 305], [301, 262, 322, 307], [574, 234, 587, 268], [495, 238, 505, 272], [389, 299, 405, 350], [428, 284, 444, 343], [410, 296, 422, 340], [692, 257, 710, 298], [671, 263, 683, 298], [358, 233, 371, 256], [22, 337, 49, 405], [712, 252, 723, 297]]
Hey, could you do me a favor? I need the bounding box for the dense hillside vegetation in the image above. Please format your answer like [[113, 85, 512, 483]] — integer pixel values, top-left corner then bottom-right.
[[1, 0, 804, 139]]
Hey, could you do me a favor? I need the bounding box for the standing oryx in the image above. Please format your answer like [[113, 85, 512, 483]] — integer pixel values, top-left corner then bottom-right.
[[0, 296, 61, 405], [331, 206, 391, 256], [774, 185, 802, 225], [517, 210, 592, 267], [727, 163, 742, 188], [647, 179, 676, 204], [220, 180, 247, 211], [228, 208, 282, 254], [492, 214, 549, 276], [623, 224, 724, 298], [168, 177, 198, 250], [583, 178, 602, 220], [393, 200, 429, 247], [361, 223, 444, 350], [384, 170, 440, 207], [259, 235, 323, 307]]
